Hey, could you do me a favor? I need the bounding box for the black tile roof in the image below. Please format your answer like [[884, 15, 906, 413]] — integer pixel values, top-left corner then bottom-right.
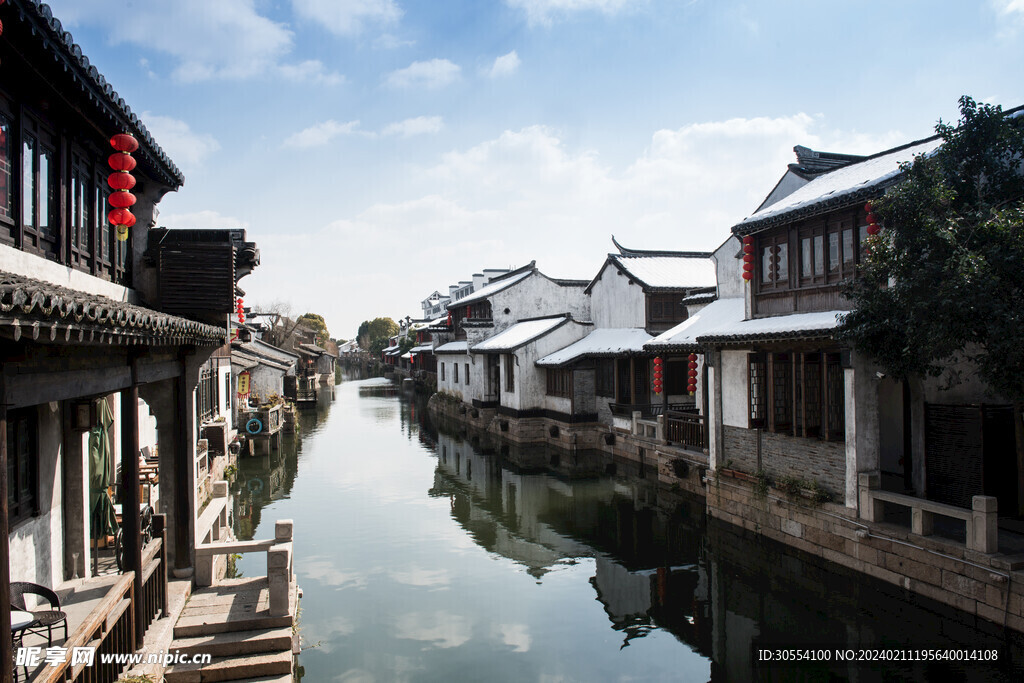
[[0, 271, 226, 345]]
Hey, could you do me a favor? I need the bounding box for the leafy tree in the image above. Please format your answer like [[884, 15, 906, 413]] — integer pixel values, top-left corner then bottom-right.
[[297, 312, 330, 346], [839, 97, 1024, 401], [838, 97, 1024, 511], [357, 317, 400, 355]]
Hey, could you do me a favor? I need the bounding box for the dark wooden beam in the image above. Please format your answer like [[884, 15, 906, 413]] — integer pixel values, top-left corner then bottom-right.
[[120, 384, 145, 645], [1, 406, 13, 683]]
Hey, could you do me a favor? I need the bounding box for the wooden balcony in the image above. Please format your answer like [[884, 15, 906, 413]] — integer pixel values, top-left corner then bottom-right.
[[27, 518, 168, 683], [665, 410, 707, 452]]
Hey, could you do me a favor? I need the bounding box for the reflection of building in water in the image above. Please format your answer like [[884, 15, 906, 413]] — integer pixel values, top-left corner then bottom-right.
[[430, 429, 713, 655]]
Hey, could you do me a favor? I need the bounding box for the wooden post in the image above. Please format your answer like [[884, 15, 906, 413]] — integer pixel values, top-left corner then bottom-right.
[[174, 359, 191, 571], [121, 385, 145, 645], [1, 407, 14, 683], [152, 514, 168, 617]]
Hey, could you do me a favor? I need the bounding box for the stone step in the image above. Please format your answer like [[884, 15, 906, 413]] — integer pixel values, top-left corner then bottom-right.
[[164, 649, 292, 683], [173, 611, 292, 638], [171, 627, 293, 657]]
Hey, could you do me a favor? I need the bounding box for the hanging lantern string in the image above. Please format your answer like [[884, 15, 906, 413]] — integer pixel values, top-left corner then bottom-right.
[[107, 132, 138, 241]]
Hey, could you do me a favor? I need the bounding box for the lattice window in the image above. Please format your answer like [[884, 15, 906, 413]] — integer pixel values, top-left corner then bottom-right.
[[771, 353, 793, 433], [748, 353, 766, 428], [803, 353, 822, 438]]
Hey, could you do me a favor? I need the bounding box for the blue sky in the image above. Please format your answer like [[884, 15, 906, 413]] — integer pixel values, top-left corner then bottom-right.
[[46, 0, 1024, 338]]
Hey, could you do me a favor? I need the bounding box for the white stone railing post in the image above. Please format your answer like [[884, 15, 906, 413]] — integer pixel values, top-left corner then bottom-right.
[[268, 519, 294, 617], [858, 472, 883, 522], [969, 496, 998, 554]]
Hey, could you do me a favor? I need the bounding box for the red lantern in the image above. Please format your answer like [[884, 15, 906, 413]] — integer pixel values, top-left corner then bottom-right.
[[653, 357, 663, 366], [0, 19, 4, 37], [743, 235, 753, 245], [107, 172, 136, 191], [688, 354, 697, 362], [108, 153, 137, 172], [108, 191, 136, 209], [687, 362, 696, 371], [864, 201, 873, 213], [110, 133, 139, 153], [743, 262, 754, 272], [743, 243, 754, 255], [108, 207, 136, 227], [653, 372, 662, 381], [865, 213, 877, 225], [742, 271, 753, 281], [687, 384, 696, 393], [743, 253, 754, 263], [867, 225, 881, 236]]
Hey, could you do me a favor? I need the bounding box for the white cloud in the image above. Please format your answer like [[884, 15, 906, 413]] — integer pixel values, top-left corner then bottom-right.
[[487, 50, 521, 78], [993, 0, 1024, 16], [248, 115, 906, 337], [505, 0, 643, 25], [140, 113, 220, 169], [276, 60, 346, 86], [394, 612, 472, 649], [283, 120, 361, 149], [160, 210, 247, 230], [47, 0, 343, 84], [293, 0, 402, 35], [385, 59, 461, 89], [381, 116, 444, 137]]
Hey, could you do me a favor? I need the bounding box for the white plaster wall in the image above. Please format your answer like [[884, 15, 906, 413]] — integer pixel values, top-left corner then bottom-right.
[[501, 322, 591, 411], [0, 243, 137, 302], [589, 267, 645, 329], [437, 353, 470, 400], [7, 404, 64, 588], [216, 363, 235, 433], [490, 274, 590, 331], [721, 350, 750, 428], [757, 170, 808, 211], [139, 397, 158, 455], [713, 237, 746, 300]]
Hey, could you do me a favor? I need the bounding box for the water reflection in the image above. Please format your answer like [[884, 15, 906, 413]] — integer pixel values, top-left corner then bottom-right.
[[232, 375, 1024, 682]]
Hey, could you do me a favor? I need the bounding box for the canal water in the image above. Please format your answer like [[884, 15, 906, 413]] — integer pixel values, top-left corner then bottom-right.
[[232, 375, 1024, 682]]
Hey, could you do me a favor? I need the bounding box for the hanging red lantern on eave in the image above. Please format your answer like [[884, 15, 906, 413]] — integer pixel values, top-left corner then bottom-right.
[[108, 191, 136, 209], [108, 207, 136, 228], [108, 153, 137, 172], [107, 172, 136, 191], [110, 133, 139, 153]]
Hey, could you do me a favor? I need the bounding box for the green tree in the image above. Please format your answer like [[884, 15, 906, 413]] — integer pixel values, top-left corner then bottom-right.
[[297, 313, 330, 346], [357, 317, 400, 355], [838, 97, 1024, 509]]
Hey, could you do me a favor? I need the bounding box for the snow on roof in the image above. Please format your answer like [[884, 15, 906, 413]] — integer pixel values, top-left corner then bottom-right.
[[400, 352, 412, 360], [410, 343, 434, 353], [435, 341, 469, 354], [450, 270, 532, 307], [472, 317, 569, 352], [736, 138, 941, 232], [612, 254, 717, 290], [384, 346, 402, 356], [698, 309, 844, 343], [646, 298, 746, 350], [536, 328, 653, 367]]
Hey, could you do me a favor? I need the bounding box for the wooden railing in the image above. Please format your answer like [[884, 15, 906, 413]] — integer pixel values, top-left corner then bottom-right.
[[665, 411, 706, 451], [609, 402, 691, 418], [38, 576, 134, 683], [140, 516, 168, 629]]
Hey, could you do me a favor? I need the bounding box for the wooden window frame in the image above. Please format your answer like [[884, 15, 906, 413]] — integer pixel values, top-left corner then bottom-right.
[[646, 293, 687, 325], [595, 359, 614, 398], [546, 368, 572, 398], [749, 348, 845, 441], [504, 354, 515, 392], [748, 352, 766, 428]]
